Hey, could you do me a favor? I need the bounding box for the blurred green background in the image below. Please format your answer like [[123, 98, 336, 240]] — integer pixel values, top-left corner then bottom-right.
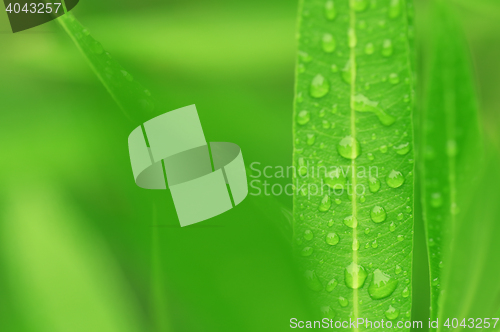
[[0, 0, 499, 331]]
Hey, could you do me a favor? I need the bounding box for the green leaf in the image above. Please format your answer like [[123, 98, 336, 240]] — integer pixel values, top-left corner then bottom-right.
[[57, 13, 156, 123], [1, 185, 146, 332], [420, 1, 500, 326], [293, 0, 415, 325]]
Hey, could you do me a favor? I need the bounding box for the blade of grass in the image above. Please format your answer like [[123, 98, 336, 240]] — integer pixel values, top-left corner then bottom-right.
[[293, 0, 415, 325], [57, 12, 156, 124], [421, 1, 500, 328]]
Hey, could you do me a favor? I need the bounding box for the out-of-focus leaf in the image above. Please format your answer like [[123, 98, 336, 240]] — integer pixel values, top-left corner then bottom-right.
[[1, 184, 146, 332], [293, 0, 415, 325], [420, 1, 500, 328]]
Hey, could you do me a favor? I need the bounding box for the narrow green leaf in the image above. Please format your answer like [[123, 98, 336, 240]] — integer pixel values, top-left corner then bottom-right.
[[293, 0, 415, 325], [1, 185, 145, 332], [421, 2, 500, 327], [57, 13, 156, 123]]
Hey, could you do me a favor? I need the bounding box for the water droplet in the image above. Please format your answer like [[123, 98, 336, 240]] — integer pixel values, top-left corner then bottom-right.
[[380, 145, 388, 153], [299, 51, 312, 63], [328, 219, 335, 227], [348, 28, 357, 48], [344, 262, 368, 289], [430, 192, 443, 208], [350, 0, 368, 12], [321, 305, 336, 319], [335, 198, 341, 205], [341, 60, 353, 84], [397, 212, 403, 220], [325, 168, 347, 189], [322, 33, 336, 53], [354, 94, 395, 126], [385, 305, 400, 320], [402, 287, 409, 298], [395, 265, 402, 274], [432, 278, 439, 286], [364, 42, 374, 54], [324, 0, 337, 20], [338, 296, 349, 307], [389, 222, 396, 232], [319, 195, 331, 212], [397, 235, 404, 242], [343, 215, 358, 228], [364, 227, 370, 234], [301, 247, 314, 256], [447, 139, 458, 157], [386, 170, 405, 188], [372, 240, 378, 248], [382, 39, 393, 57], [326, 278, 338, 292], [307, 133, 316, 146], [406, 206, 412, 213], [367, 153, 374, 161], [368, 269, 398, 299], [389, 73, 400, 84], [352, 239, 360, 250], [439, 261, 444, 268], [369, 177, 381, 193], [332, 104, 338, 113], [331, 64, 339, 73], [360, 195, 366, 203], [296, 237, 303, 245], [337, 135, 361, 159], [388, 0, 401, 18], [372, 133, 377, 140], [310, 74, 330, 98], [371, 206, 387, 223], [365, 243, 370, 249], [394, 142, 410, 155], [297, 110, 311, 125], [305, 270, 322, 291], [298, 63, 305, 73], [322, 120, 330, 129], [304, 229, 314, 241], [326, 232, 340, 246]]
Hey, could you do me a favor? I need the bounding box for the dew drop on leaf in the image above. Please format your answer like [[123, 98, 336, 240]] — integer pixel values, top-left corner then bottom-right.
[[321, 305, 336, 319], [348, 28, 357, 48], [364, 227, 370, 234], [371, 205, 387, 223], [352, 239, 360, 251], [337, 135, 361, 159], [389, 73, 400, 84], [350, 0, 368, 12], [430, 192, 443, 208], [326, 278, 338, 292], [369, 176, 381, 193], [344, 262, 368, 289], [360, 195, 366, 203], [326, 168, 347, 189], [395, 265, 402, 274], [331, 64, 338, 73], [297, 110, 310, 125], [304, 270, 322, 291], [402, 286, 409, 298], [397, 212, 403, 220], [341, 59, 352, 84], [307, 133, 316, 146], [310, 74, 330, 98], [301, 247, 314, 256], [343, 215, 358, 228], [371, 240, 378, 248], [394, 142, 410, 155], [385, 305, 400, 320], [338, 296, 349, 307], [364, 42, 374, 55], [304, 229, 313, 241], [397, 235, 404, 242], [382, 39, 393, 57], [322, 120, 331, 129], [322, 33, 336, 53], [326, 232, 340, 245], [367, 153, 374, 161], [354, 94, 395, 126], [389, 222, 396, 232], [318, 195, 331, 212], [368, 269, 398, 299], [324, 0, 336, 20], [388, 0, 401, 18], [380, 145, 388, 153], [386, 170, 405, 188]]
